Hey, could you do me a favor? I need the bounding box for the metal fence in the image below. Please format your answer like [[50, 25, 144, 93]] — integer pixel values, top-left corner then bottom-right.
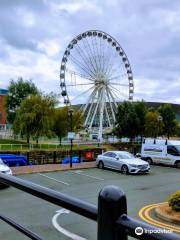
[[0, 173, 179, 240]]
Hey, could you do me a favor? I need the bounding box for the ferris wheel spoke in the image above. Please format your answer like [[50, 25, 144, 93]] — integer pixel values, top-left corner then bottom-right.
[[89, 87, 103, 129], [106, 88, 116, 122], [91, 36, 104, 74], [75, 43, 97, 78], [106, 87, 118, 109], [109, 82, 129, 87], [66, 83, 94, 87], [85, 37, 100, 73], [82, 85, 100, 114], [109, 85, 129, 100], [107, 62, 125, 80], [66, 68, 95, 82], [98, 36, 104, 73], [98, 86, 106, 140], [83, 37, 98, 72], [105, 103, 112, 128], [100, 37, 106, 74], [105, 55, 123, 78], [80, 40, 98, 76], [69, 54, 95, 79], [103, 44, 118, 76], [95, 36, 103, 73], [108, 73, 127, 81], [70, 85, 95, 103], [90, 36, 101, 73], [84, 87, 99, 126]]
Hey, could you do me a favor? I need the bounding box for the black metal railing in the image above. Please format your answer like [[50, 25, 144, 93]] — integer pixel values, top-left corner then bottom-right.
[[0, 173, 179, 240]]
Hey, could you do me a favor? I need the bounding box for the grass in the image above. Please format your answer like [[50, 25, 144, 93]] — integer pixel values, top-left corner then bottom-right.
[[0, 139, 25, 144]]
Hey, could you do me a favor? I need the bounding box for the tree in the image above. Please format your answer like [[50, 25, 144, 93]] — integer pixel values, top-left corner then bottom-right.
[[158, 104, 176, 139], [6, 77, 38, 123], [52, 107, 83, 145], [144, 111, 163, 138], [134, 101, 147, 141], [175, 123, 180, 137], [115, 101, 140, 142], [52, 107, 68, 145], [13, 93, 56, 143]]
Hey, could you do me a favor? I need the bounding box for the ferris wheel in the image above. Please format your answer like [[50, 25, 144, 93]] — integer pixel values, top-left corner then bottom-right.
[[60, 30, 134, 141]]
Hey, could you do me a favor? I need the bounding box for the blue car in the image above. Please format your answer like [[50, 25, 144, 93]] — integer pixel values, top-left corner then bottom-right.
[[0, 154, 27, 167], [62, 156, 80, 164]]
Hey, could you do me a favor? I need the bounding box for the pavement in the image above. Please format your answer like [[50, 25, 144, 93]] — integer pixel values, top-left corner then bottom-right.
[[11, 162, 96, 175], [139, 202, 180, 233], [0, 165, 179, 240]]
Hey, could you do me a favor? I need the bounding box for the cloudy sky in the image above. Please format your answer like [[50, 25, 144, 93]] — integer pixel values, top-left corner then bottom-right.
[[0, 0, 180, 104]]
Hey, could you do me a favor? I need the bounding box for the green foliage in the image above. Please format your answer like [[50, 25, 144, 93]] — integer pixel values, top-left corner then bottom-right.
[[6, 77, 38, 123], [115, 101, 140, 142], [158, 104, 176, 138], [52, 107, 83, 144], [52, 107, 68, 144], [0, 139, 25, 144], [144, 111, 163, 138], [13, 93, 56, 143], [168, 190, 180, 211], [114, 101, 178, 140], [134, 101, 147, 137], [175, 123, 180, 137]]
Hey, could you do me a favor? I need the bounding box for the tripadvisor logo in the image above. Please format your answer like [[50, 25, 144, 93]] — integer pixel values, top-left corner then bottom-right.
[[135, 226, 172, 235], [135, 227, 144, 235]]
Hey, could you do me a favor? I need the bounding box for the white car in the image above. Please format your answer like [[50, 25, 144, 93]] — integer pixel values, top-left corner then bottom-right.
[[96, 151, 150, 174], [0, 158, 12, 186]]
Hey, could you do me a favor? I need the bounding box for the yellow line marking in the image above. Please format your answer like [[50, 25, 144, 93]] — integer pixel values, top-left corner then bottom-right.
[[139, 202, 180, 233]]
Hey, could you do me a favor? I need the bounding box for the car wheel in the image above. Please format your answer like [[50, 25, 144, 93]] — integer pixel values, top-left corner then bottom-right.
[[146, 158, 153, 165], [175, 161, 180, 169], [121, 165, 129, 175], [98, 161, 104, 169]]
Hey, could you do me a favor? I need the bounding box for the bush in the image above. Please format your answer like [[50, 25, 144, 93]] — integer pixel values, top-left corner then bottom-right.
[[168, 190, 180, 211]]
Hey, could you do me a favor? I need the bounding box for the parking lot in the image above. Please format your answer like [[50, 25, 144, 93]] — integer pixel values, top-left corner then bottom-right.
[[0, 165, 179, 240]]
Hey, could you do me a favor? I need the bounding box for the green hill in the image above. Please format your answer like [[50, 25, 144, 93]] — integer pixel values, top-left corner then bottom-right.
[[145, 102, 180, 122]]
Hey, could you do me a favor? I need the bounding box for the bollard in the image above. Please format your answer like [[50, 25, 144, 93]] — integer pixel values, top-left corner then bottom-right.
[[98, 185, 127, 240]]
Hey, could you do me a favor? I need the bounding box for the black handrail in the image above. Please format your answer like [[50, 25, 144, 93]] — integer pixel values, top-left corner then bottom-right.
[[0, 173, 97, 221], [116, 215, 178, 240], [0, 214, 43, 240], [0, 173, 179, 240]]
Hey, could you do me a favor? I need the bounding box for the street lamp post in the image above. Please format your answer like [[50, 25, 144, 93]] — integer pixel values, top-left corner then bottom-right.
[[68, 108, 74, 168]]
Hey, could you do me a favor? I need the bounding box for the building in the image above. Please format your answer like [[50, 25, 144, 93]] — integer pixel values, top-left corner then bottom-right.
[[0, 89, 8, 127]]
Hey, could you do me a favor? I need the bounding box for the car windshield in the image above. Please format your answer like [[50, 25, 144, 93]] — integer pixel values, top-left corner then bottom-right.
[[175, 145, 180, 153], [118, 152, 134, 159]]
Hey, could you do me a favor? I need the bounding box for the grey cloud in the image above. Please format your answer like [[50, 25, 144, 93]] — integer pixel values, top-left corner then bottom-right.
[[0, 0, 179, 103]]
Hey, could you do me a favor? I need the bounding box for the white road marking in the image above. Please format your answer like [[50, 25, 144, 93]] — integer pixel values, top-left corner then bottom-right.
[[38, 173, 70, 186], [52, 209, 87, 240], [71, 170, 104, 181]]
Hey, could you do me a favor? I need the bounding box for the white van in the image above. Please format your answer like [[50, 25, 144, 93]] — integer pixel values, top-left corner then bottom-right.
[[141, 139, 180, 168]]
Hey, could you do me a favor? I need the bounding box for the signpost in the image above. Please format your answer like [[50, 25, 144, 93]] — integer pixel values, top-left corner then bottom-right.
[[68, 108, 74, 168]]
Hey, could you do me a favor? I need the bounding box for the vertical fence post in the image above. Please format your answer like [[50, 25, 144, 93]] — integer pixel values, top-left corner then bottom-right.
[[53, 151, 56, 164], [98, 185, 127, 240], [26, 151, 30, 165], [78, 150, 81, 163]]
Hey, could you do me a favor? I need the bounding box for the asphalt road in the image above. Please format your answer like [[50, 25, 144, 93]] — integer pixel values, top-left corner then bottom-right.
[[0, 165, 179, 240]]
